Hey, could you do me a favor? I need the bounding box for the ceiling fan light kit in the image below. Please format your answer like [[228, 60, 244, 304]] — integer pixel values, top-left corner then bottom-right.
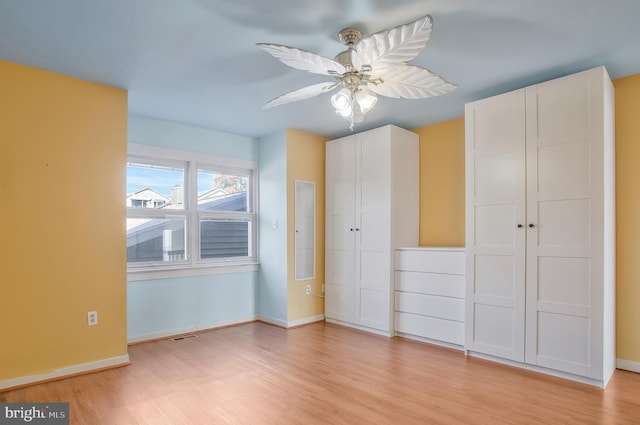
[[257, 15, 457, 131]]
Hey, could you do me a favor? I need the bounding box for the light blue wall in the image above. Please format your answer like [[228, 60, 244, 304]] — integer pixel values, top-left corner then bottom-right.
[[127, 115, 260, 342], [128, 114, 259, 161], [128, 273, 258, 341], [257, 130, 289, 325]]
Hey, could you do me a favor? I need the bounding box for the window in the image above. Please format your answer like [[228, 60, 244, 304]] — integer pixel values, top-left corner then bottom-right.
[[126, 145, 258, 273]]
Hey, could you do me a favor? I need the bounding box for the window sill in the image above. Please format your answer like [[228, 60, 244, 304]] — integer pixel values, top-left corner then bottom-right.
[[127, 261, 260, 281]]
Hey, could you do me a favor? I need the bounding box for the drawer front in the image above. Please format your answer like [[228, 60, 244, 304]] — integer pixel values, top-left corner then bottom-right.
[[395, 249, 465, 275], [395, 271, 465, 298], [395, 292, 465, 322], [395, 312, 465, 346]]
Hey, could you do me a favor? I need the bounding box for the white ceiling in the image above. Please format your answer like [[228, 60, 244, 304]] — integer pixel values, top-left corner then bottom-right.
[[1, 0, 640, 139]]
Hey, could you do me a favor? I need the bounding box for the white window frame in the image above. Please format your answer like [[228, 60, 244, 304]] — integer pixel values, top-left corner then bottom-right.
[[127, 144, 259, 280]]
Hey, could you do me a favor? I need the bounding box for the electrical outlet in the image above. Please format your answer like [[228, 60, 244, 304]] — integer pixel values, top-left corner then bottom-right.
[[87, 311, 98, 326], [306, 285, 311, 295]]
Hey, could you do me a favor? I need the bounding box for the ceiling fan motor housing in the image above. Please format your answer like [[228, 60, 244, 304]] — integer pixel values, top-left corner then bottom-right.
[[335, 49, 358, 73], [335, 28, 365, 86], [338, 28, 363, 45]]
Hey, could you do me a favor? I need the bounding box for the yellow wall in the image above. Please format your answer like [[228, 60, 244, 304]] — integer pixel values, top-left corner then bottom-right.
[[613, 73, 640, 363], [413, 118, 466, 246], [0, 59, 128, 380], [286, 129, 327, 322]]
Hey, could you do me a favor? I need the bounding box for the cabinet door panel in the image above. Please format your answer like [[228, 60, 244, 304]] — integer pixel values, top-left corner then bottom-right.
[[360, 212, 389, 248], [538, 199, 590, 247], [359, 250, 387, 290], [329, 213, 356, 250], [537, 312, 590, 376], [535, 72, 590, 146], [327, 136, 356, 180], [538, 257, 590, 306], [472, 93, 523, 155], [465, 89, 526, 362], [474, 153, 518, 203], [328, 181, 356, 214], [537, 141, 590, 200], [325, 211, 355, 286], [361, 176, 389, 211], [475, 204, 517, 246], [473, 304, 517, 359], [359, 288, 389, 330], [475, 255, 515, 299], [325, 247, 353, 286], [359, 127, 390, 176], [325, 284, 354, 322]]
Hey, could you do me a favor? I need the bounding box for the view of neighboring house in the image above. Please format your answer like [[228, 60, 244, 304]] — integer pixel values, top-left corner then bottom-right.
[[126, 188, 170, 208], [126, 186, 248, 263]]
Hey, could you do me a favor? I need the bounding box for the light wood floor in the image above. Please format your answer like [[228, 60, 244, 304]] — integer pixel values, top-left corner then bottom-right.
[[2, 321, 640, 424]]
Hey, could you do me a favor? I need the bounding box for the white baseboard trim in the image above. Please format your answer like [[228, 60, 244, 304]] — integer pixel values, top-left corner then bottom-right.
[[128, 315, 324, 344], [128, 326, 198, 344], [617, 358, 640, 373], [325, 318, 394, 337], [198, 315, 259, 333], [288, 314, 324, 328], [0, 354, 130, 391], [467, 350, 608, 388], [258, 315, 288, 328], [396, 332, 465, 352], [127, 315, 259, 344]]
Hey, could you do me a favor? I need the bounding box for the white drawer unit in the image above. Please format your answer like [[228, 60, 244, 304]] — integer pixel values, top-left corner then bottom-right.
[[394, 247, 465, 348]]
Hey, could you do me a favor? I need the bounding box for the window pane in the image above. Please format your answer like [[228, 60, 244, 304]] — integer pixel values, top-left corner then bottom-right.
[[127, 218, 186, 263], [200, 218, 250, 259], [197, 170, 248, 212], [127, 162, 185, 209]]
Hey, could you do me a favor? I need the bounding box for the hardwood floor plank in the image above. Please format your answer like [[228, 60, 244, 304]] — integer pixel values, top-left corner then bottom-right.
[[2, 322, 639, 424]]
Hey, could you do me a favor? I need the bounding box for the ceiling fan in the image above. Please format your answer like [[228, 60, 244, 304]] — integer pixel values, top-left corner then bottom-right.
[[257, 15, 457, 130]]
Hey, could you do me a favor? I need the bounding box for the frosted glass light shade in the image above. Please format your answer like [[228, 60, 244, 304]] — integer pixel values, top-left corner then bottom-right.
[[355, 90, 377, 113], [331, 88, 351, 111], [335, 104, 353, 118]]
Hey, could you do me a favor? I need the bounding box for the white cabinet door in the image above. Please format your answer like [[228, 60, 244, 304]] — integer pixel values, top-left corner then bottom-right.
[[524, 70, 604, 378], [356, 127, 391, 331], [325, 135, 356, 323], [465, 89, 527, 362]]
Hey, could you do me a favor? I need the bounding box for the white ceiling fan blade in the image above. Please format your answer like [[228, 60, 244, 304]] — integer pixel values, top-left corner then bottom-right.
[[356, 15, 433, 68], [263, 82, 340, 108], [366, 65, 457, 99], [257, 43, 346, 76]]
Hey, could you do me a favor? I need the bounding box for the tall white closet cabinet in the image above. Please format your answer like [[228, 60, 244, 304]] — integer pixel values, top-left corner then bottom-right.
[[325, 125, 419, 335], [465, 66, 615, 387]]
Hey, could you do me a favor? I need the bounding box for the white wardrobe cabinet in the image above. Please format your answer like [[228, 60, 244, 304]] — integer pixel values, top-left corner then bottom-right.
[[465, 66, 615, 387], [325, 125, 419, 335]]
